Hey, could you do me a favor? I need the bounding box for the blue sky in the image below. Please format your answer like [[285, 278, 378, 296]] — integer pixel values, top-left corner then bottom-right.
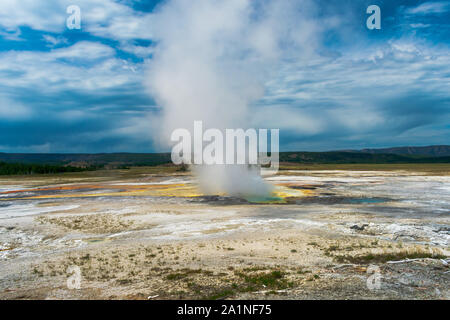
[[0, 0, 449, 153]]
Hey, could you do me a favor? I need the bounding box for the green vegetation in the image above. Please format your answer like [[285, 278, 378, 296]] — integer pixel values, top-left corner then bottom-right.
[[233, 270, 291, 291], [239, 270, 286, 287], [0, 152, 172, 166], [206, 289, 235, 300], [0, 161, 100, 175], [279, 151, 450, 164], [0, 147, 448, 173], [1, 147, 449, 176], [201, 270, 292, 300], [279, 163, 450, 173], [166, 273, 187, 281], [165, 268, 204, 281], [334, 249, 446, 264]]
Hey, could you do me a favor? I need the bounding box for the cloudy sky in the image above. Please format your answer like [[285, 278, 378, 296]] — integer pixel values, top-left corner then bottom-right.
[[0, 0, 449, 153]]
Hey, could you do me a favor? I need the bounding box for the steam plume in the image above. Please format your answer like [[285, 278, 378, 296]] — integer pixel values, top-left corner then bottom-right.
[[146, 0, 322, 198]]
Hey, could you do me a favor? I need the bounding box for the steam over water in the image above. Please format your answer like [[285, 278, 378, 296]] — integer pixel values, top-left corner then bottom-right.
[[146, 0, 323, 197], [193, 165, 273, 198]]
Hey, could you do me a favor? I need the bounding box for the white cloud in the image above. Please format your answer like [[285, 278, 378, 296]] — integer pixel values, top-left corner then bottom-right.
[[255, 40, 450, 136], [0, 96, 31, 119], [0, 0, 67, 33], [86, 13, 154, 40], [251, 105, 324, 135], [0, 41, 141, 95], [0, 0, 154, 40], [410, 23, 431, 28], [0, 27, 22, 41], [405, 1, 450, 15], [49, 41, 115, 59], [42, 34, 68, 47], [120, 42, 154, 57], [328, 105, 384, 132]]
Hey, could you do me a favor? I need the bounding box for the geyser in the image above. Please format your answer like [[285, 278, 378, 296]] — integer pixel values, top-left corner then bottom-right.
[[193, 165, 273, 199], [146, 0, 322, 198]]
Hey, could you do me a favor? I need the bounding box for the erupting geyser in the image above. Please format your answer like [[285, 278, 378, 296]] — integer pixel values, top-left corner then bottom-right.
[[193, 165, 273, 199], [146, 0, 320, 198]]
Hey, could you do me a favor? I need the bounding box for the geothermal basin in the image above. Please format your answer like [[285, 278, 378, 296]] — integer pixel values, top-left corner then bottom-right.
[[0, 166, 449, 299]]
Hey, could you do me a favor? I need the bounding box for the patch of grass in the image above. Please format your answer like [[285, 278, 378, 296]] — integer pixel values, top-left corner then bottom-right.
[[81, 253, 91, 261], [306, 275, 320, 281], [334, 249, 446, 264], [205, 289, 234, 300], [242, 266, 267, 272], [166, 273, 186, 280], [296, 269, 311, 275], [116, 279, 132, 285], [238, 270, 288, 289], [324, 245, 340, 256], [202, 270, 214, 276], [165, 268, 204, 280]]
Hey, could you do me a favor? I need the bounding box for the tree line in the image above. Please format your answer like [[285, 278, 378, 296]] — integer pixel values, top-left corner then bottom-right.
[[0, 161, 100, 175]]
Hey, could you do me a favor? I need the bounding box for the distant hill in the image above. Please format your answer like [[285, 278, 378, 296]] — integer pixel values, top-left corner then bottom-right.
[[0, 147, 449, 168], [347, 145, 450, 157], [0, 153, 172, 167], [279, 151, 450, 164], [0, 161, 97, 175]]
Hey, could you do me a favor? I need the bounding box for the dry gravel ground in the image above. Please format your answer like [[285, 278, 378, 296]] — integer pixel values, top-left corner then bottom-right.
[[0, 166, 448, 300]]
